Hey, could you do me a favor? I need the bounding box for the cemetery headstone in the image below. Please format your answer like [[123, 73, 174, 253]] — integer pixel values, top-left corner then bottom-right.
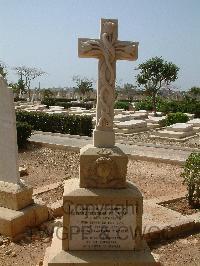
[[0, 75, 48, 237], [44, 18, 159, 266]]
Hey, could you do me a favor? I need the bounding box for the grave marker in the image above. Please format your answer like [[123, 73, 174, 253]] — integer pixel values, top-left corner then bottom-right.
[[0, 75, 48, 237], [45, 18, 159, 266]]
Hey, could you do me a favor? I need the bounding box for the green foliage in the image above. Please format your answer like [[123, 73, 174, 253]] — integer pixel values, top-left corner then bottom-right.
[[136, 57, 179, 114], [54, 98, 77, 103], [42, 89, 54, 99], [41, 97, 56, 108], [117, 99, 132, 103], [135, 97, 153, 111], [181, 152, 200, 207], [159, 99, 200, 118], [16, 111, 92, 136], [163, 112, 189, 126], [114, 101, 129, 110], [135, 98, 200, 118], [10, 79, 26, 94], [0, 60, 7, 78], [16, 122, 32, 148], [188, 86, 200, 98], [55, 102, 93, 110]]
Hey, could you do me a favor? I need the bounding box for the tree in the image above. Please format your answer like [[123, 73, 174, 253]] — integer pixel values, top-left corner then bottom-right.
[[0, 60, 7, 78], [123, 83, 137, 100], [10, 79, 26, 96], [41, 88, 55, 107], [188, 86, 200, 100], [73, 76, 93, 99], [13, 66, 46, 100], [136, 57, 179, 115]]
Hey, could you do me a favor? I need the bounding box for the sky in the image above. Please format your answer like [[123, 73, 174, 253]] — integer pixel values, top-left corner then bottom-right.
[[0, 0, 200, 90]]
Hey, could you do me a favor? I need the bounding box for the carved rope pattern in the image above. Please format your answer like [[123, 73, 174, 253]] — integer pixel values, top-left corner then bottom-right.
[[97, 24, 116, 129]]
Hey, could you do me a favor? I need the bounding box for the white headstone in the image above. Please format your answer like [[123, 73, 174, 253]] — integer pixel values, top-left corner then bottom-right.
[[0, 75, 19, 184]]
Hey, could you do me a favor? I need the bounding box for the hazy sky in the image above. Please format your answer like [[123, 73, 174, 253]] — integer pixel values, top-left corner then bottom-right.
[[0, 0, 200, 90]]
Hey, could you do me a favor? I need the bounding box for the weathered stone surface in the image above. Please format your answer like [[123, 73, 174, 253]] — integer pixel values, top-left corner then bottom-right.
[[62, 179, 143, 252], [0, 76, 19, 184], [166, 123, 193, 132], [44, 228, 161, 265], [79, 145, 128, 188], [0, 203, 48, 238], [187, 118, 200, 127], [153, 130, 194, 139], [79, 18, 138, 147], [115, 120, 147, 129], [0, 180, 33, 210]]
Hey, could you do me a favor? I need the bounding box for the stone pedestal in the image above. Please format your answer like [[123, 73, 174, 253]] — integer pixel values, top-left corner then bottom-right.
[[0, 179, 49, 238], [80, 145, 128, 188], [0, 180, 33, 210], [44, 179, 160, 265], [44, 230, 160, 265], [93, 129, 115, 147]]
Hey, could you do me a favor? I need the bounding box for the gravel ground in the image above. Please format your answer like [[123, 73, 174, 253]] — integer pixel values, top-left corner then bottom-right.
[[0, 229, 199, 266], [19, 144, 186, 200], [116, 130, 200, 149], [0, 145, 197, 265], [19, 144, 79, 189], [150, 232, 200, 265]]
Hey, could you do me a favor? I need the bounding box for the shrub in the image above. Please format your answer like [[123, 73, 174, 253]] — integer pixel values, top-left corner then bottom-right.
[[114, 101, 129, 110], [163, 112, 189, 126], [16, 111, 92, 136], [55, 102, 93, 110], [117, 99, 132, 103], [41, 98, 56, 108], [16, 122, 32, 148], [54, 98, 78, 103], [181, 152, 200, 207], [135, 98, 200, 118]]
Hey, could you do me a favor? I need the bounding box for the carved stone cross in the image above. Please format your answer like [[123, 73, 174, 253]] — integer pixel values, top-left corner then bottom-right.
[[79, 18, 139, 147]]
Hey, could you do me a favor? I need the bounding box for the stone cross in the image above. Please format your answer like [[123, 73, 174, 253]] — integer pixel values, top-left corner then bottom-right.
[[0, 75, 20, 184], [79, 18, 138, 147]]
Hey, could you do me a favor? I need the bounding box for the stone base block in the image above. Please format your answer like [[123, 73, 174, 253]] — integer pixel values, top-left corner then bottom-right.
[[62, 179, 143, 251], [93, 129, 115, 147], [114, 127, 148, 134], [80, 144, 128, 188], [0, 203, 49, 238], [0, 179, 33, 210], [154, 129, 195, 139], [44, 229, 161, 265]]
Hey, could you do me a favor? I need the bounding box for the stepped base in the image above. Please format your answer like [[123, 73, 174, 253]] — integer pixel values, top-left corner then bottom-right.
[[44, 229, 161, 265]]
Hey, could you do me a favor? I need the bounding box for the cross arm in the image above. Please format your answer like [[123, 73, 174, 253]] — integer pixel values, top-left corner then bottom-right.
[[114, 41, 139, 61], [78, 38, 102, 59]]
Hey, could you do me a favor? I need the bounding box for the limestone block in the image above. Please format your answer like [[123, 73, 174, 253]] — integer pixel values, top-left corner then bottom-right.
[[79, 145, 128, 188], [44, 227, 161, 265], [187, 118, 200, 127], [147, 116, 166, 124], [62, 178, 143, 252], [0, 179, 33, 210], [166, 123, 193, 132], [93, 129, 115, 147], [147, 123, 160, 129], [131, 112, 148, 120], [0, 203, 49, 238], [184, 113, 195, 120], [115, 120, 147, 129], [0, 76, 19, 184], [154, 129, 194, 139]]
